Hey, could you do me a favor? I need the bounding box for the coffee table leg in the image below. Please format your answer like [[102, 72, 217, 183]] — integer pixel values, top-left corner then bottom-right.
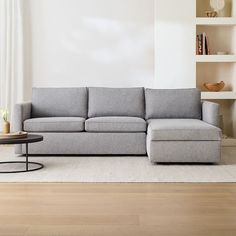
[[26, 143, 28, 171]]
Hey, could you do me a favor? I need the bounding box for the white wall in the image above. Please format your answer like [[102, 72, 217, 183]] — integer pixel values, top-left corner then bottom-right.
[[155, 0, 196, 88], [24, 0, 196, 92], [27, 0, 154, 89]]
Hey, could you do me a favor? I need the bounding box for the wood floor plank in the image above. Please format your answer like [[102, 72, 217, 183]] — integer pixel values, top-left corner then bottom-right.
[[0, 183, 236, 236]]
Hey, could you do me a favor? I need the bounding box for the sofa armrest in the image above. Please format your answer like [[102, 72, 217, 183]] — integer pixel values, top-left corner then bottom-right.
[[202, 101, 220, 127], [13, 102, 32, 132]]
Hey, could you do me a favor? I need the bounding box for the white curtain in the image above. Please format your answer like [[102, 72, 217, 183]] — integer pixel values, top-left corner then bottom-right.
[[0, 0, 24, 124]]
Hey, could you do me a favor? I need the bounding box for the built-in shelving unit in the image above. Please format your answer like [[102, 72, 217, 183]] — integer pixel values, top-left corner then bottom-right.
[[196, 0, 236, 146]]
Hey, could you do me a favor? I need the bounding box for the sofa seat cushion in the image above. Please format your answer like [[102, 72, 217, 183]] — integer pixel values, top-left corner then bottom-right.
[[85, 117, 146, 132], [147, 119, 221, 141], [24, 117, 85, 132]]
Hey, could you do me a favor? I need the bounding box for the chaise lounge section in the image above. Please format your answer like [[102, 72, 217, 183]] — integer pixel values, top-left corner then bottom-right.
[[14, 87, 221, 163], [145, 89, 221, 163]]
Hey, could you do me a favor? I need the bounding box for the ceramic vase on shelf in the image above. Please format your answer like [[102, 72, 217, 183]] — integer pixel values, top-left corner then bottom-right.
[[210, 0, 225, 16], [2, 121, 10, 134]]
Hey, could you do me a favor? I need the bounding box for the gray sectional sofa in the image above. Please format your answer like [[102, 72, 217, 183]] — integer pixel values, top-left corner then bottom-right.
[[14, 87, 222, 163]]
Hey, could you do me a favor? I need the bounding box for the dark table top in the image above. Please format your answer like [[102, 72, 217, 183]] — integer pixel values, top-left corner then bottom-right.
[[0, 134, 43, 145]]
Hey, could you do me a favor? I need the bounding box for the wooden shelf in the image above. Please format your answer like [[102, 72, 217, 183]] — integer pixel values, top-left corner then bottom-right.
[[196, 55, 236, 62], [196, 17, 236, 26], [201, 91, 236, 100]]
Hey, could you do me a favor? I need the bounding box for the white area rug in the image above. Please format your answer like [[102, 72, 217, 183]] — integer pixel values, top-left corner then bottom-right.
[[0, 146, 236, 182]]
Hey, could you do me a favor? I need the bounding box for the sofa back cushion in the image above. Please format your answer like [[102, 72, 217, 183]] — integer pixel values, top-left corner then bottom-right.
[[88, 87, 145, 118], [145, 88, 201, 119], [32, 88, 87, 118]]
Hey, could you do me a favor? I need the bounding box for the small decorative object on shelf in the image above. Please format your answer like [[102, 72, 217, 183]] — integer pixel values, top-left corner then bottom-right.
[[196, 32, 210, 55], [204, 81, 225, 92], [0, 108, 10, 134], [205, 10, 218, 17], [210, 0, 225, 16], [217, 51, 228, 55]]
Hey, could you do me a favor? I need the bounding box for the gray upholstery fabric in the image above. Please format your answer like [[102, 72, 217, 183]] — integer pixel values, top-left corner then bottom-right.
[[24, 117, 85, 132], [13, 102, 32, 132], [202, 101, 220, 127], [85, 117, 146, 132], [13, 87, 220, 162], [147, 119, 221, 141], [15, 132, 146, 155], [88, 87, 145, 118], [147, 136, 221, 163], [145, 88, 202, 119], [32, 88, 87, 118]]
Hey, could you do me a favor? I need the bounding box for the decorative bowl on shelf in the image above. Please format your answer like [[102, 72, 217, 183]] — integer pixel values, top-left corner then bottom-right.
[[205, 10, 217, 17], [204, 81, 225, 92]]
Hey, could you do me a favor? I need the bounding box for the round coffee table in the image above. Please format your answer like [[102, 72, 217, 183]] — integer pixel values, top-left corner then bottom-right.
[[0, 134, 44, 173]]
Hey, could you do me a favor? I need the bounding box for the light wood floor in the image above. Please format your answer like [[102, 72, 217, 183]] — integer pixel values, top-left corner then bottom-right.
[[0, 183, 236, 236]]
